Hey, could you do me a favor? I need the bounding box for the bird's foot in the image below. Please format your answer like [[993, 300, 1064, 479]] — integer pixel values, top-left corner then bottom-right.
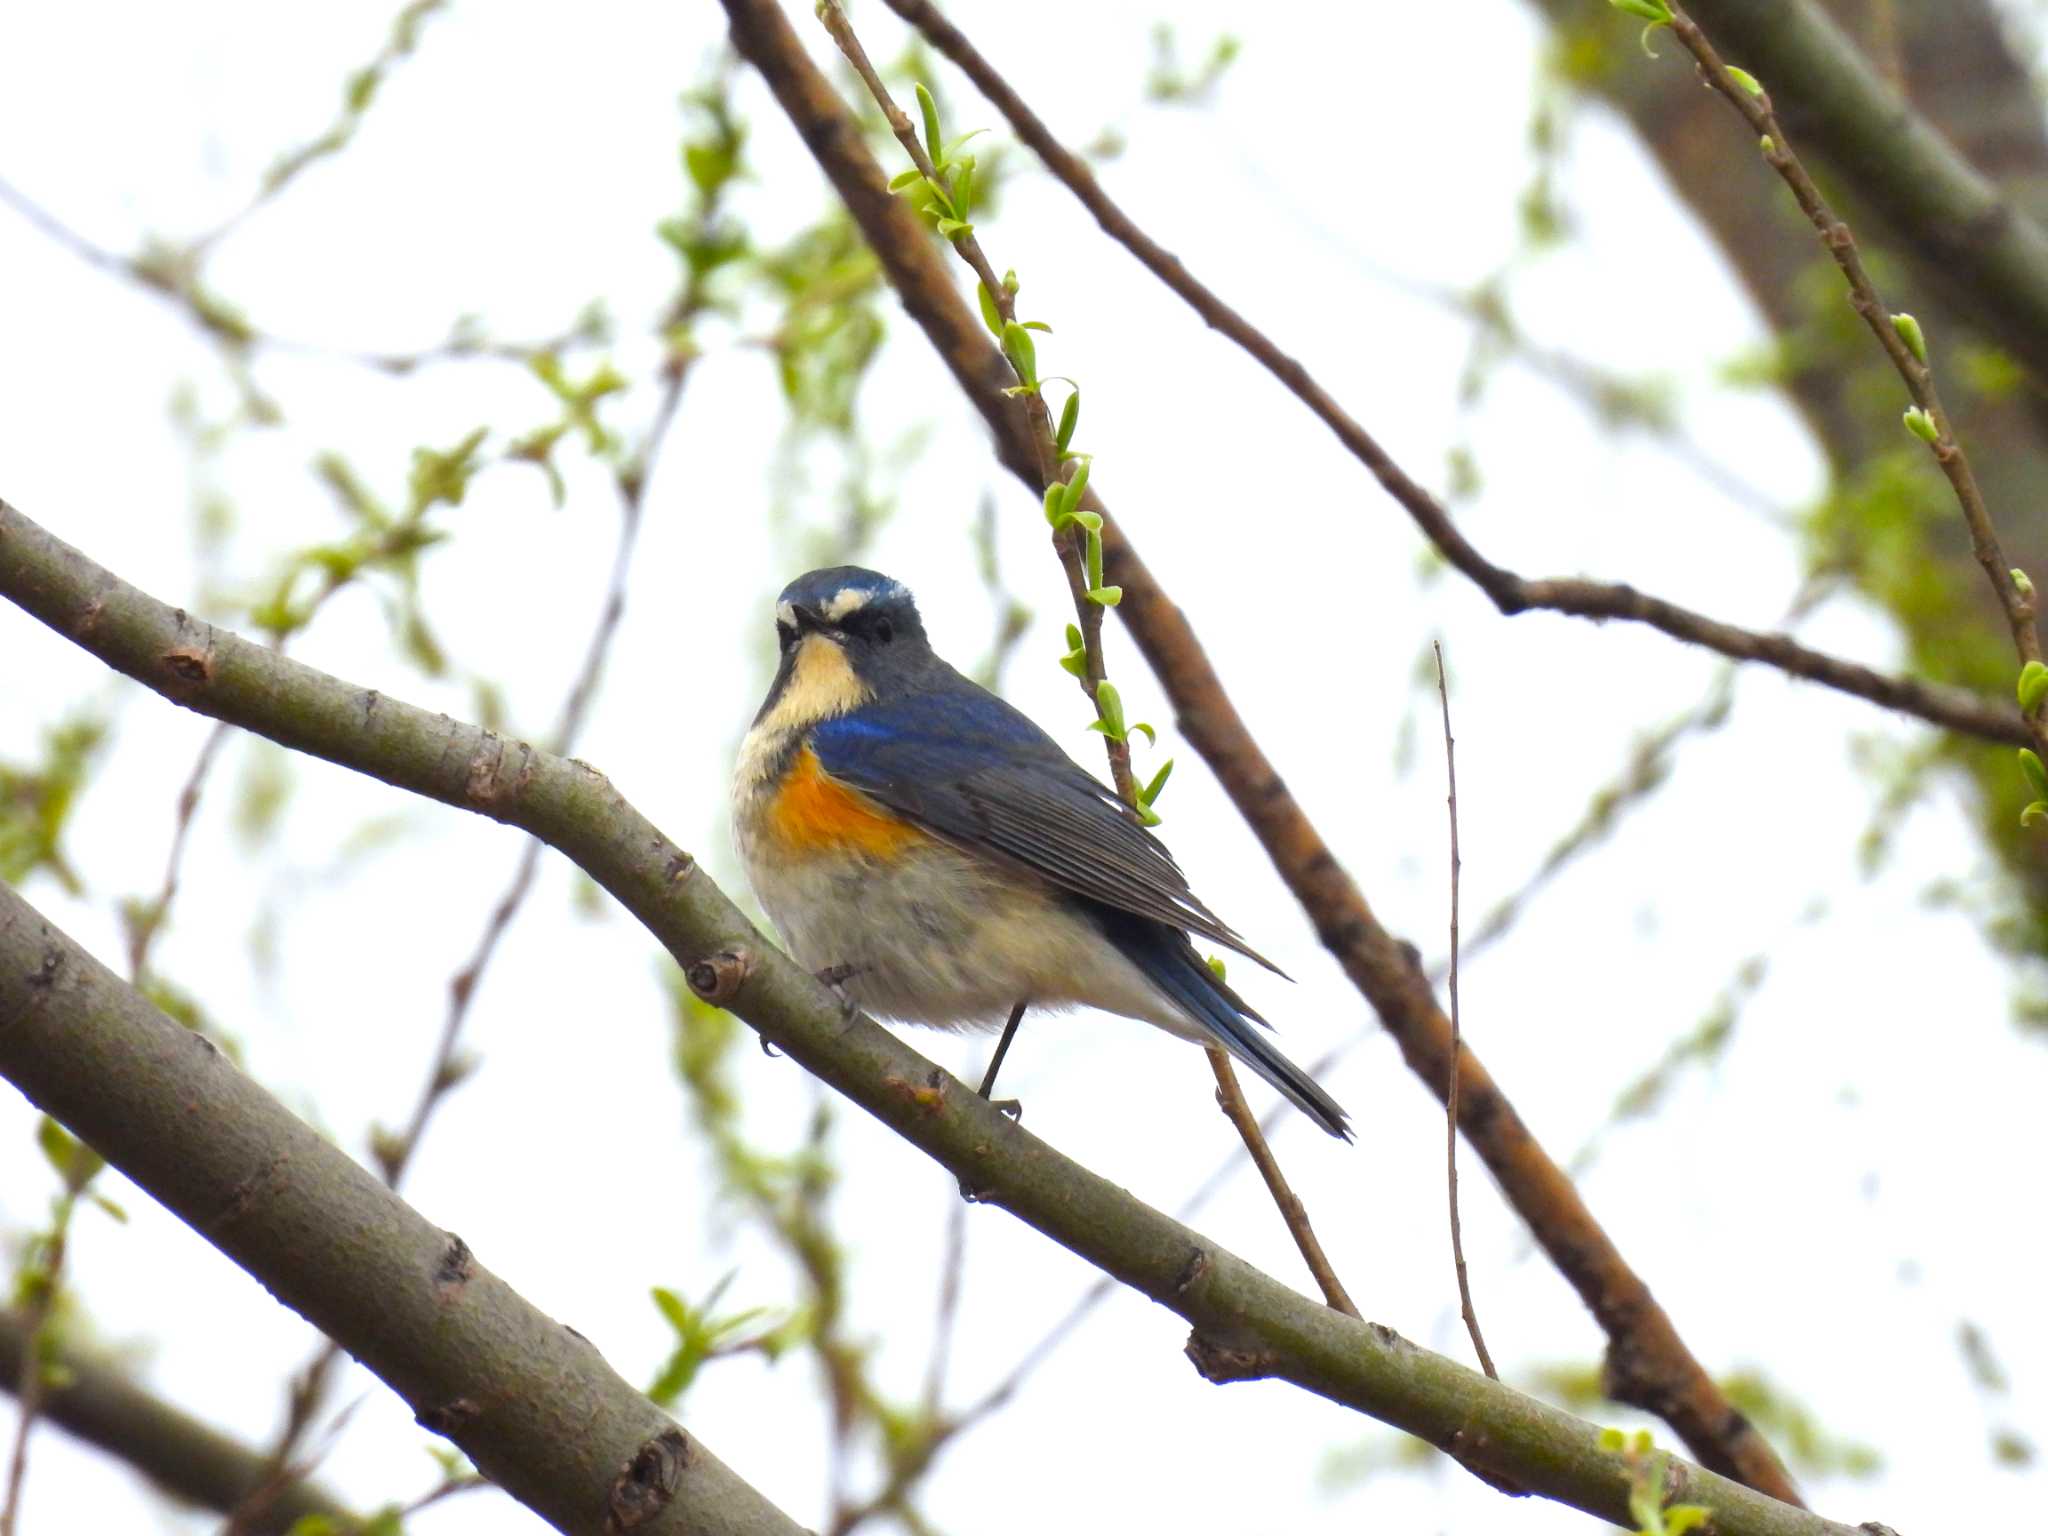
[[812, 962, 865, 1024]]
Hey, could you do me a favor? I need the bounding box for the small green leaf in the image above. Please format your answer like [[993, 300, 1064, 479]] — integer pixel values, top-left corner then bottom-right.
[[1071, 510, 1103, 533], [1723, 65, 1763, 96], [1608, 0, 1671, 19], [1141, 758, 1175, 805], [887, 167, 923, 191], [976, 282, 1002, 336], [1066, 456, 1090, 508], [1663, 1507, 1713, 1536], [2023, 749, 2048, 799], [1055, 389, 1081, 453], [1094, 680, 1125, 737], [1205, 955, 1227, 981], [1064, 623, 1083, 650], [1902, 406, 1939, 444], [2013, 568, 2036, 599], [1599, 1428, 1628, 1453], [1021, 320, 1052, 333], [652, 1286, 692, 1334], [1085, 526, 1105, 590], [1058, 650, 1088, 677], [2019, 660, 2048, 714], [1759, 134, 1775, 154], [951, 161, 975, 218], [1086, 585, 1122, 607], [1043, 483, 1068, 528], [1891, 312, 1927, 364], [1002, 321, 1038, 387], [914, 82, 943, 164], [2024, 801, 2048, 829], [1129, 721, 1157, 747], [934, 217, 973, 238]]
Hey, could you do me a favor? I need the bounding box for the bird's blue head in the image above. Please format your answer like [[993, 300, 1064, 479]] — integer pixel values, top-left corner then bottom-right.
[[754, 567, 935, 727]]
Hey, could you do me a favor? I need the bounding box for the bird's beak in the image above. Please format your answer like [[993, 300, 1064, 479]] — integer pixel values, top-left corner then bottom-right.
[[789, 604, 837, 640]]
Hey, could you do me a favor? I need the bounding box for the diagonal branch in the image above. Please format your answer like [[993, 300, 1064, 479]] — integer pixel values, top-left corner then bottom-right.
[[1660, 3, 2048, 753], [1676, 0, 2048, 388], [874, 0, 2025, 752], [716, 0, 1803, 1500], [0, 1312, 356, 1536], [0, 496, 1863, 1536]]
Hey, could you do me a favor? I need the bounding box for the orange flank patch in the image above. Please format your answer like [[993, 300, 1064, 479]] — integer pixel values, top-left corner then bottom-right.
[[767, 747, 925, 859]]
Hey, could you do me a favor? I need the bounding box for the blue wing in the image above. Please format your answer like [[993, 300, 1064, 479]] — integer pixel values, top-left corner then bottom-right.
[[810, 671, 1279, 971]]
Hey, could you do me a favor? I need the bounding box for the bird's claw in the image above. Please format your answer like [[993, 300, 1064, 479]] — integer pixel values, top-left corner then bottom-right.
[[812, 962, 864, 1024]]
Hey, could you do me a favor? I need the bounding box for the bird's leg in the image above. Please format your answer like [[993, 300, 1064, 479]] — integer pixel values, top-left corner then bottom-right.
[[975, 1000, 1028, 1120], [957, 999, 1030, 1202]]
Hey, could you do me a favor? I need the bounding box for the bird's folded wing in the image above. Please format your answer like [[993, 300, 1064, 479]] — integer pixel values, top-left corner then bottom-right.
[[810, 687, 1282, 973]]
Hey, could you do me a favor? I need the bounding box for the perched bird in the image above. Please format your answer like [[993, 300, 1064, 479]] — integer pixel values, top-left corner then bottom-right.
[[732, 566, 1350, 1139]]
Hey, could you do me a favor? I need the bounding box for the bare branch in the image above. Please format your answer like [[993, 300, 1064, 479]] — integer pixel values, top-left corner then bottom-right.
[[1203, 1048, 1357, 1318], [1433, 643, 1496, 1381], [0, 1312, 355, 1535]]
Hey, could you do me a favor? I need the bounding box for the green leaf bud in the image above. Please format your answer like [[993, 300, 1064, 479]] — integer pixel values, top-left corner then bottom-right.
[[915, 82, 943, 163], [1891, 312, 1927, 364], [2019, 660, 2048, 714], [2020, 748, 2048, 800]]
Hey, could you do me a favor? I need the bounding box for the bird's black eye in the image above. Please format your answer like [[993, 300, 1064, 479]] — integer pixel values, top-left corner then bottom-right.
[[873, 615, 895, 644]]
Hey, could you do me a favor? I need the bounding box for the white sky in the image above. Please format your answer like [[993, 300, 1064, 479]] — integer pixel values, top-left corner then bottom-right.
[[1, 1, 2042, 1533]]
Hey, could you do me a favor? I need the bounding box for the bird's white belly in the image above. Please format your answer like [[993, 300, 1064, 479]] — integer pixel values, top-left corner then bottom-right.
[[735, 815, 1185, 1036]]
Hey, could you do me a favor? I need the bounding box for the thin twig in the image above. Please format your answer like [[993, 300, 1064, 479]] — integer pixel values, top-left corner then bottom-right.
[[812, 0, 1135, 802], [0, 1226, 66, 1536], [1433, 643, 1496, 1379], [124, 721, 231, 980], [1664, 4, 2048, 754], [878, 0, 2025, 753], [1204, 1049, 1358, 1318]]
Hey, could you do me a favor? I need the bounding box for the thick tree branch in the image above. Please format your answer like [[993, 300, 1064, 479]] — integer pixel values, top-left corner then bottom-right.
[[0, 499, 1866, 1535], [0, 751, 804, 1536], [0, 1312, 355, 1535], [717, 0, 1805, 1500], [872, 0, 2025, 752]]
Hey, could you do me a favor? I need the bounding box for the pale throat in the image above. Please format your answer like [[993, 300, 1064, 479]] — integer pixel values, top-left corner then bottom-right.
[[736, 634, 871, 794]]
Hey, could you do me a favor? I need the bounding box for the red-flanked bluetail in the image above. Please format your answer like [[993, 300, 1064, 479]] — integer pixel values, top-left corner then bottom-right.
[[733, 566, 1350, 1139]]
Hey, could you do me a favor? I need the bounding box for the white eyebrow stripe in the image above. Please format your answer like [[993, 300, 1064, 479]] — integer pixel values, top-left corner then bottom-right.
[[822, 587, 871, 620]]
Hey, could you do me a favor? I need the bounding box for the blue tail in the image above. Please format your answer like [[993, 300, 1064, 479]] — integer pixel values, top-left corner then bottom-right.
[[1098, 910, 1352, 1140]]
